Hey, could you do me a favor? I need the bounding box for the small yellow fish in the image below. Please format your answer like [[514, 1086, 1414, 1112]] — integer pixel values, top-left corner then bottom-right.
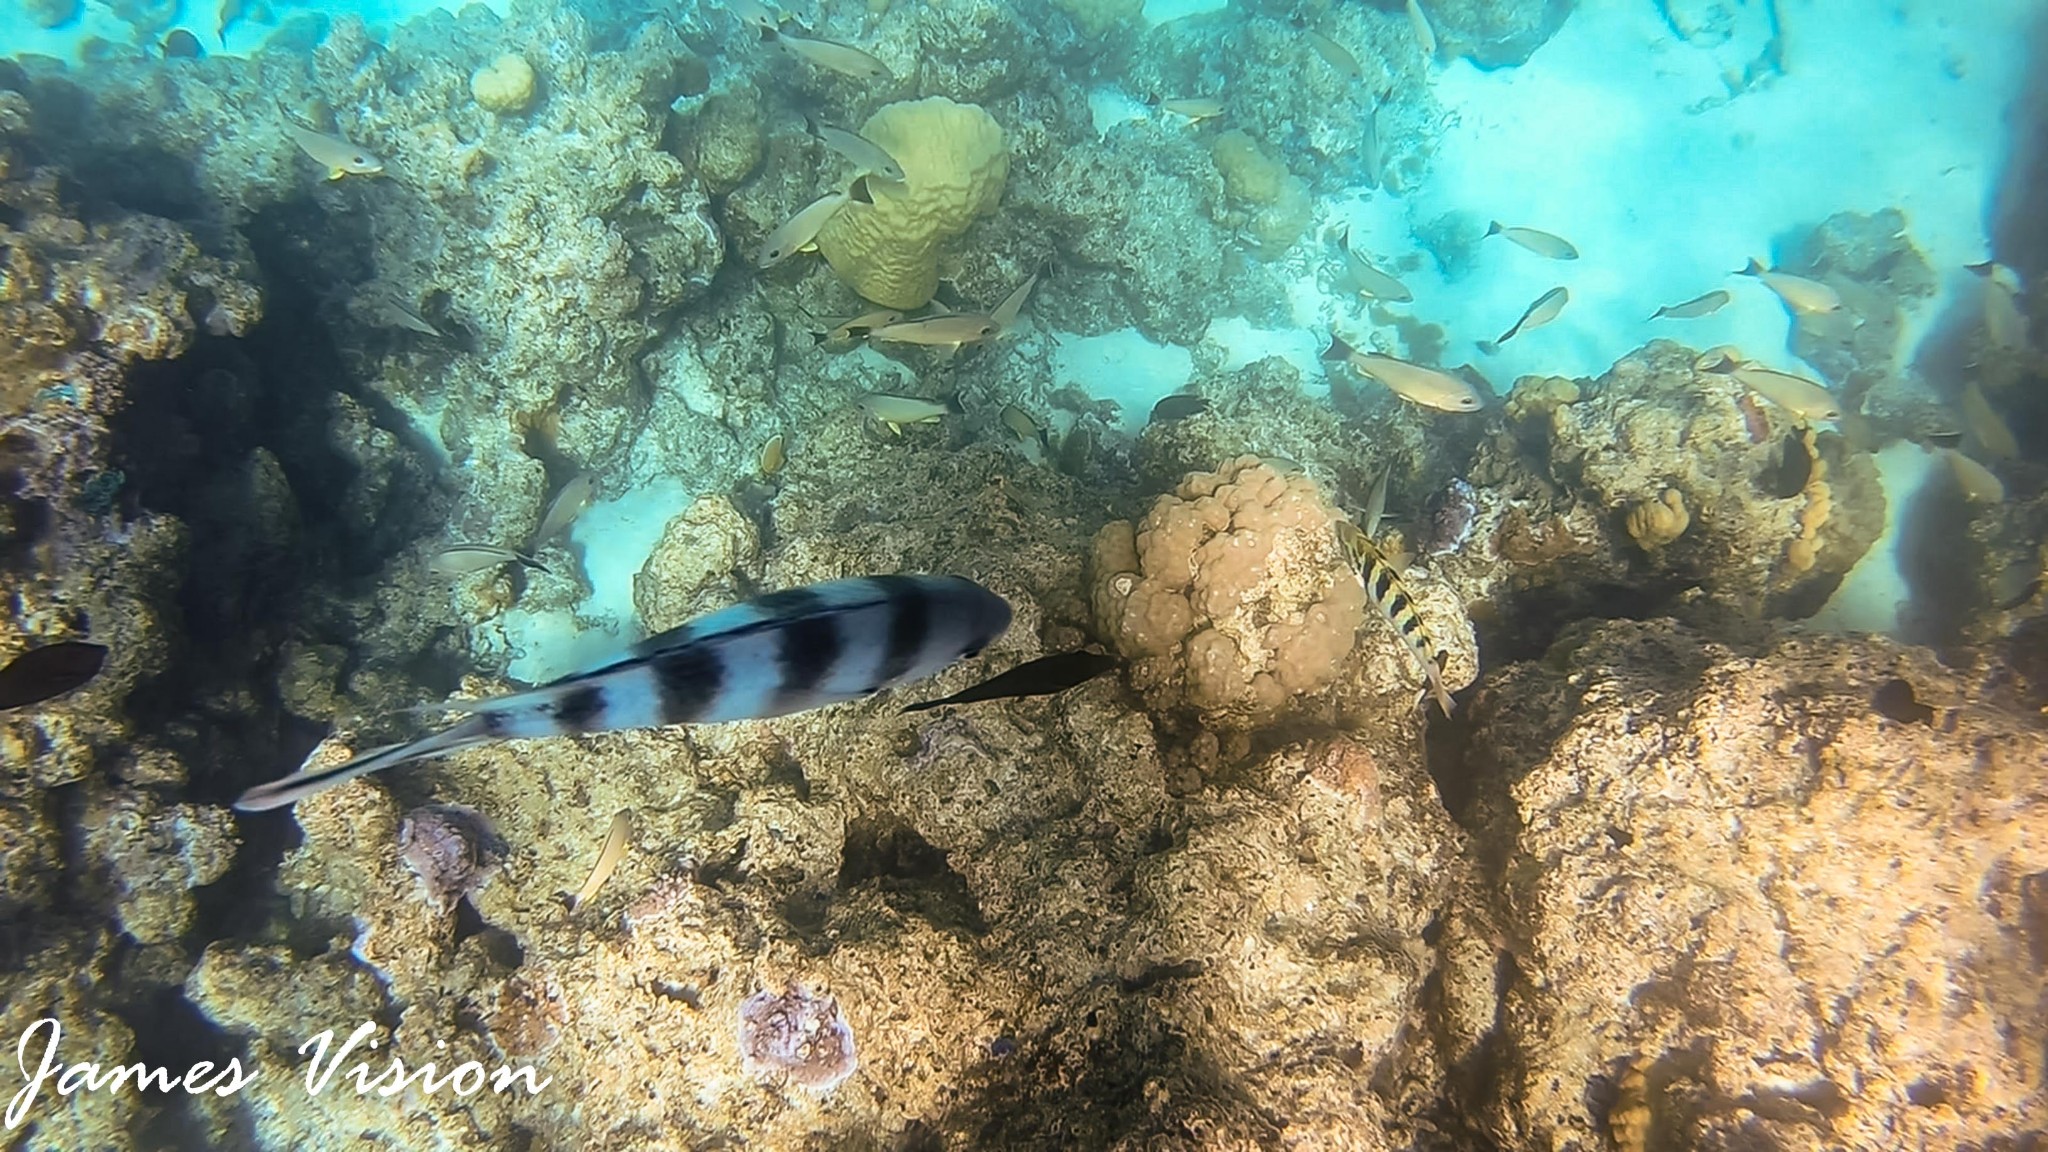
[[1407, 0, 1438, 61], [767, 27, 891, 81], [287, 123, 383, 181], [1649, 289, 1731, 321], [1304, 30, 1362, 79], [1486, 221, 1578, 260], [806, 117, 906, 183], [759, 433, 787, 476], [863, 313, 1001, 348], [1339, 228, 1413, 303], [811, 308, 902, 346], [1959, 379, 2019, 460], [1159, 97, 1224, 121], [566, 811, 633, 914], [857, 392, 956, 434], [1710, 361, 1841, 421], [1484, 286, 1568, 350], [1322, 335, 1485, 412], [990, 268, 1043, 331], [1335, 519, 1455, 716], [757, 188, 858, 269], [1000, 404, 1049, 449], [1735, 258, 1843, 314], [1944, 448, 2004, 504]]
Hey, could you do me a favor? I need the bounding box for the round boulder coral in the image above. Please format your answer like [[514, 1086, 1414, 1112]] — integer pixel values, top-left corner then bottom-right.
[[1090, 457, 1366, 727], [471, 54, 538, 115], [814, 97, 1008, 309]]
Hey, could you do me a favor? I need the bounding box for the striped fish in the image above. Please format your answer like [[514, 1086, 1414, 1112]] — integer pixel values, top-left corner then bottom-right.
[[1334, 521, 1455, 717], [235, 575, 1012, 811]]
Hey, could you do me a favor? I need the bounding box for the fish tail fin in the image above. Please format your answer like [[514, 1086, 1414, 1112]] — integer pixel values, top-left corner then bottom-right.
[[1426, 655, 1456, 718], [1478, 339, 1499, 356], [810, 329, 832, 345], [759, 24, 778, 41], [942, 393, 966, 415], [1485, 220, 1503, 237], [233, 716, 496, 811], [1738, 257, 1764, 277], [1321, 334, 1355, 362], [848, 174, 874, 205]]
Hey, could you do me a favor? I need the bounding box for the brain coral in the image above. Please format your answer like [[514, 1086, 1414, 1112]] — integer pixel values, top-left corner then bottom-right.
[[814, 97, 1008, 309], [1090, 457, 1366, 727]]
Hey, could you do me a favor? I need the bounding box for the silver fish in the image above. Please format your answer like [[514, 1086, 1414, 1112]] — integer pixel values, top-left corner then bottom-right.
[[767, 27, 891, 81], [1483, 286, 1569, 351], [806, 117, 906, 182], [428, 544, 550, 578], [1649, 289, 1731, 321], [532, 474, 595, 549], [1361, 460, 1392, 540], [1486, 221, 1578, 260], [234, 575, 1013, 811]]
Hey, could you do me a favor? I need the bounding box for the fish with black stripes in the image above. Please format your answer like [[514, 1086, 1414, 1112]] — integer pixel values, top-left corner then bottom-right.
[[1333, 520, 1455, 717], [235, 575, 1012, 811]]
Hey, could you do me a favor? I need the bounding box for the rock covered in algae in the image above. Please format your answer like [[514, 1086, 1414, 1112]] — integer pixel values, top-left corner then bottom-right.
[[1453, 618, 2048, 1151], [738, 983, 859, 1091], [1210, 129, 1313, 259], [398, 801, 508, 912], [814, 96, 1009, 309], [633, 493, 762, 633]]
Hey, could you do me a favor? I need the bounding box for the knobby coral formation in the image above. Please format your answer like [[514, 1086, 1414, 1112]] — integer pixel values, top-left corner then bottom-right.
[[1091, 456, 1366, 726]]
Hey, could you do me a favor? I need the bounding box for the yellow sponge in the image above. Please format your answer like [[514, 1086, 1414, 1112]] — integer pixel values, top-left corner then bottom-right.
[[815, 97, 1008, 309]]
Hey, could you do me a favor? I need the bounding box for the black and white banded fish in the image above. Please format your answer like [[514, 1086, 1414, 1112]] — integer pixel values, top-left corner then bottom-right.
[[1333, 521, 1455, 717], [235, 575, 1012, 811]]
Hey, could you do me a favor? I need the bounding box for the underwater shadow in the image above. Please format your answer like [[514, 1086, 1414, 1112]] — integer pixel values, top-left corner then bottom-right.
[[1892, 459, 1979, 647], [1989, 8, 2048, 283]]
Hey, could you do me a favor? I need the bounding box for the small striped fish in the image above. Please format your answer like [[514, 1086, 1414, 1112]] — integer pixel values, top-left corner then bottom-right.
[[1334, 521, 1455, 717], [235, 575, 1012, 811]]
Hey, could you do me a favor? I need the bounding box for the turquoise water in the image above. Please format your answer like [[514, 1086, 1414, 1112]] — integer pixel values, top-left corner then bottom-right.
[[2, 0, 2044, 1147]]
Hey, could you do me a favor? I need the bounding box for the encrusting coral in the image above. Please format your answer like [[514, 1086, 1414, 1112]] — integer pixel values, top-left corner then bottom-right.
[[814, 96, 1009, 309]]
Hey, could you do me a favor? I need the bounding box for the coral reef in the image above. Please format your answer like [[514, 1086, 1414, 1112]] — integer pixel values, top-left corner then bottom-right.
[[1478, 341, 1886, 619], [814, 96, 1010, 309]]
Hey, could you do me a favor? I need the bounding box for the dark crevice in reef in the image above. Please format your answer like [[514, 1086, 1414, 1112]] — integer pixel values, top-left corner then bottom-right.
[[835, 817, 990, 939], [1472, 576, 1685, 668]]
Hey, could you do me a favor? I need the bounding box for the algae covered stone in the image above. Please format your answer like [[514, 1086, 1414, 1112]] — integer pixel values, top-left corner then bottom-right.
[[471, 53, 538, 114], [814, 96, 1008, 309]]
